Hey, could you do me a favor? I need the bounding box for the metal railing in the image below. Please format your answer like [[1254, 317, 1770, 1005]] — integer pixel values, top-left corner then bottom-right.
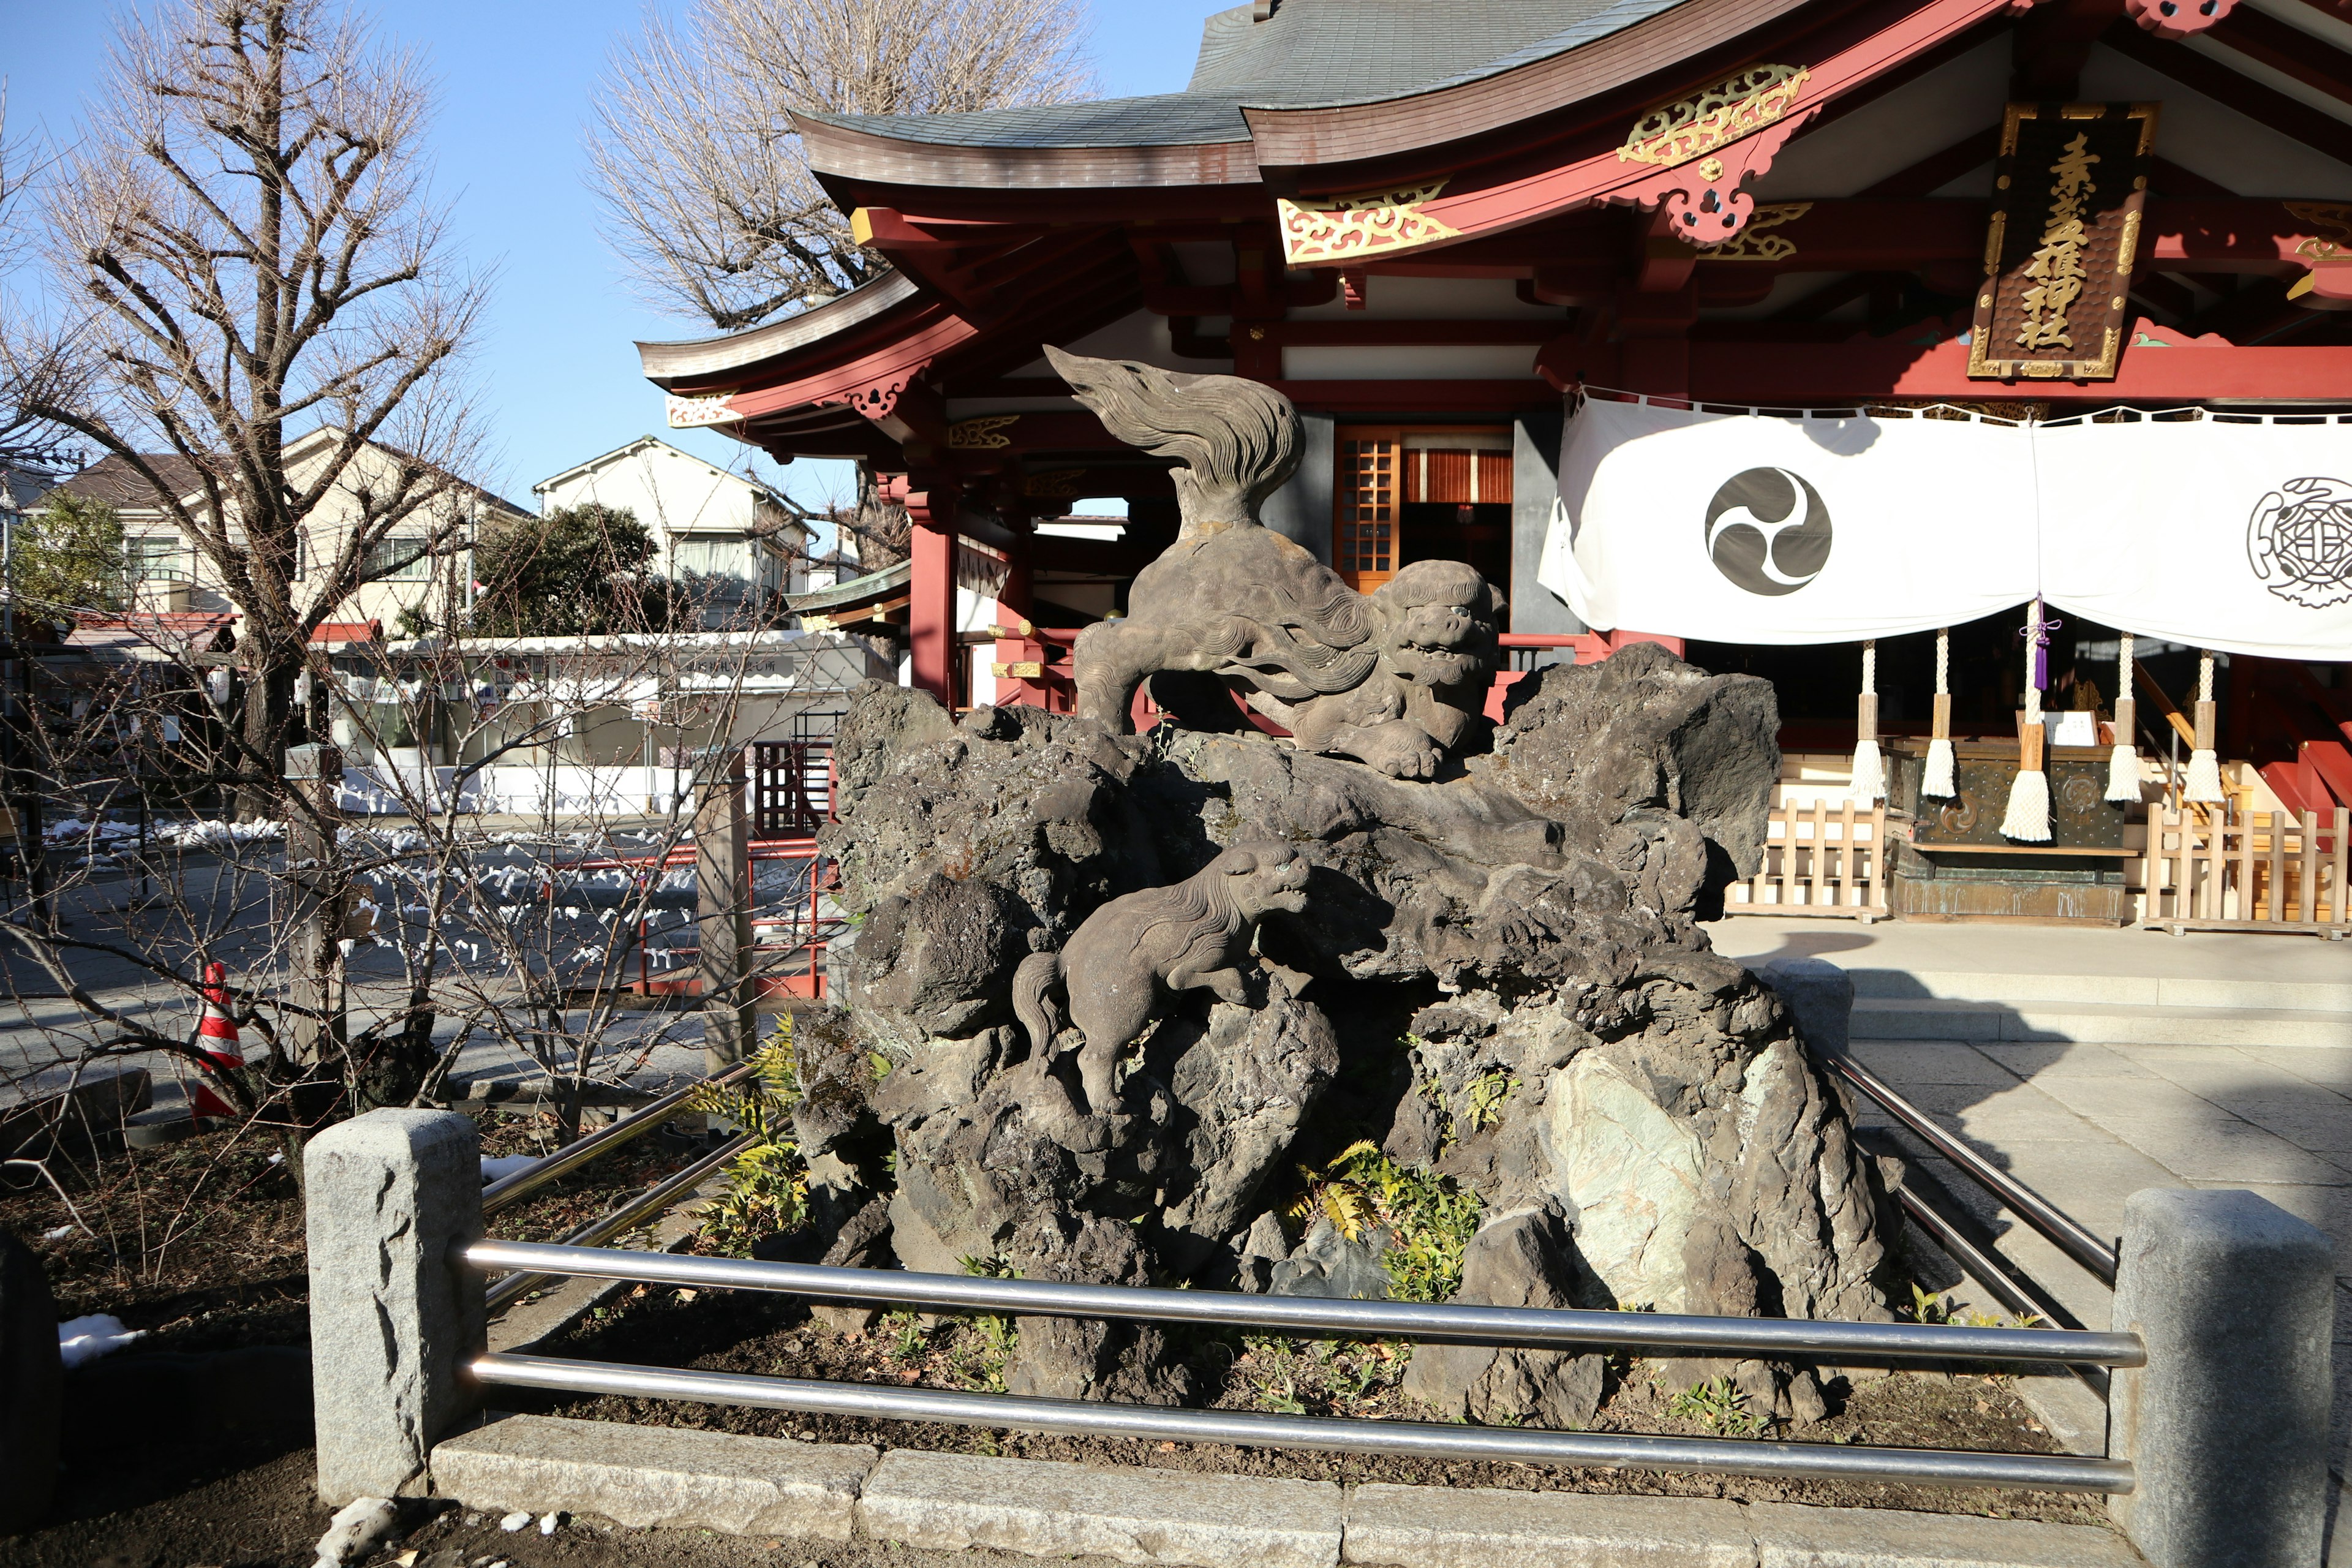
[[480, 1058, 756, 1219], [456, 1236, 2144, 1496], [1829, 1051, 2120, 1286]]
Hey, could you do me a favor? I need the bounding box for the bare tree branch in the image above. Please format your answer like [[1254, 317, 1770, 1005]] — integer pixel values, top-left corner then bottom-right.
[[586, 0, 1093, 331]]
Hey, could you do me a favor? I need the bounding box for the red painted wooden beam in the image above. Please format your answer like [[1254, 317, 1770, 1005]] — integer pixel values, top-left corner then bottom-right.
[[2206, 4, 2352, 107], [2106, 25, 2352, 168]]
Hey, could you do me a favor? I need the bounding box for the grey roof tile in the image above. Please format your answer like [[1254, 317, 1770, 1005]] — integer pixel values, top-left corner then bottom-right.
[[810, 0, 1689, 151]]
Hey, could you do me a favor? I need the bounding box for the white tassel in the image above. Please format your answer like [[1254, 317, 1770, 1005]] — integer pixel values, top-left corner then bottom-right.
[[2106, 744, 2139, 802], [2184, 648, 2225, 804], [1850, 639, 1886, 802], [1922, 627, 1956, 799], [2105, 633, 2140, 803], [2184, 748, 2224, 802], [2001, 765, 2052, 841], [2002, 612, 2051, 842], [1923, 737, 1957, 799]]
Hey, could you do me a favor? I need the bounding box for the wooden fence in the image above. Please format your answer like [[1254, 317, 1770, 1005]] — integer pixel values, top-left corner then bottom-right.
[[1725, 801, 1891, 920], [2143, 806, 2350, 936]]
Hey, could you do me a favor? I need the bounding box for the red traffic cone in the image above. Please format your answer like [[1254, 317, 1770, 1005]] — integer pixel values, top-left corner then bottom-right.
[[189, 962, 243, 1120]]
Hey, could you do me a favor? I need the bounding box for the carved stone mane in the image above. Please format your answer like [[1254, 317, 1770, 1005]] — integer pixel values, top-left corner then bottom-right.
[[1044, 345, 1298, 537]]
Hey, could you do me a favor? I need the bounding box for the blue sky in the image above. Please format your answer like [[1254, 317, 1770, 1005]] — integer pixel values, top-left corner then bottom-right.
[[2, 1, 1227, 521]]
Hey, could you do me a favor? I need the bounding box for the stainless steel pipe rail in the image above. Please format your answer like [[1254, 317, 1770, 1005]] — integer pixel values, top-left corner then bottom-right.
[[472, 1352, 2137, 1494], [459, 1238, 2146, 1367], [480, 1060, 756, 1219], [481, 1133, 755, 1316], [1831, 1052, 2121, 1286]]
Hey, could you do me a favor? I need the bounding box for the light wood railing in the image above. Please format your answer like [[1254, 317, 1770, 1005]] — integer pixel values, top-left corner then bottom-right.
[[1725, 801, 1891, 921], [2143, 806, 2350, 935]]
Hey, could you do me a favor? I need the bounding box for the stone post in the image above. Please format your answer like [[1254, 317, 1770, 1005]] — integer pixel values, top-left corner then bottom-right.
[[306, 1109, 484, 1505], [695, 747, 756, 1071], [284, 741, 345, 1066], [2107, 1187, 2334, 1568]]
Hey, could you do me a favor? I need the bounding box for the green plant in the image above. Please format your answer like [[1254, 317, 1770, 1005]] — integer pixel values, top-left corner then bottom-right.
[[1287, 1140, 1482, 1303], [1668, 1376, 1763, 1437], [1458, 1071, 1514, 1134], [13, 491, 127, 617], [883, 1310, 930, 1366], [951, 1253, 1019, 1391], [1904, 1282, 2042, 1331], [689, 1023, 809, 1256]]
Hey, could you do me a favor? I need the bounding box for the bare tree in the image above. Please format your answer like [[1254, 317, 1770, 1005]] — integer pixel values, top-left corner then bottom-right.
[[0, 94, 89, 478], [6, 0, 490, 814], [588, 0, 1094, 331]]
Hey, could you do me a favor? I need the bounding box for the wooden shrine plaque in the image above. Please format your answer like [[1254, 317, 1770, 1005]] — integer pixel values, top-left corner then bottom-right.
[[1969, 102, 2158, 382]]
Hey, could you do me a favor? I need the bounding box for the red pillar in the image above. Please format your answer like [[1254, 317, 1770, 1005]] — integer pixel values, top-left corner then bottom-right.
[[905, 488, 957, 707]]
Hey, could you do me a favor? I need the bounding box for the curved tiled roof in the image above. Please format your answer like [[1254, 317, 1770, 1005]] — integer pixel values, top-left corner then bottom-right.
[[800, 0, 1689, 151]]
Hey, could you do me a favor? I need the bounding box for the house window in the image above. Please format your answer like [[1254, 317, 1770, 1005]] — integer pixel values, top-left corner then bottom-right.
[[363, 535, 432, 581], [1333, 426, 1513, 594], [126, 536, 184, 581], [673, 537, 751, 582]]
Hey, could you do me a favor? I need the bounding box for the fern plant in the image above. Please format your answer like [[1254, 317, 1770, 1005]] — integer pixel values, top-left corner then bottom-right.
[[688, 1020, 810, 1257], [1286, 1140, 1483, 1303]]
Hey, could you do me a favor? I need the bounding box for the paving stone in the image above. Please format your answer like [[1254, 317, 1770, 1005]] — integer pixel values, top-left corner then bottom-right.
[[857, 1449, 1343, 1568], [1848, 1040, 2019, 1087], [1340, 1483, 1753, 1568], [1746, 1501, 2140, 1567], [1977, 1044, 2167, 1082], [2105, 1119, 2348, 1186], [430, 1414, 875, 1539]]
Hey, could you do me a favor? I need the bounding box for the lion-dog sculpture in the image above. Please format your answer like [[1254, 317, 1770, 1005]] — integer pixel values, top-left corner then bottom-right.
[[1045, 347, 1505, 780], [1013, 840, 1311, 1113]]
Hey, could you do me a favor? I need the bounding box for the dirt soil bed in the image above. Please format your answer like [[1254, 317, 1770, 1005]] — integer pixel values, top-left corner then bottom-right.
[[514, 1278, 2109, 1527], [0, 1109, 688, 1354]]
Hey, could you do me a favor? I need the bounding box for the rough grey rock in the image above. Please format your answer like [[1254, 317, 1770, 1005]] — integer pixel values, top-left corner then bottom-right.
[[1342, 1483, 1753, 1567], [1490, 641, 1781, 910], [306, 1109, 484, 1505], [814, 636, 1890, 1384], [1270, 1216, 1392, 1302], [1400, 1206, 1604, 1430], [0, 1231, 61, 1533], [858, 1449, 1343, 1568], [430, 1414, 875, 1539]]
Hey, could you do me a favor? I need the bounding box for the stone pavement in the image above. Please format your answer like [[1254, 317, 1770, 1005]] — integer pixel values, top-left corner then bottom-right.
[[1713, 914, 2352, 1559]]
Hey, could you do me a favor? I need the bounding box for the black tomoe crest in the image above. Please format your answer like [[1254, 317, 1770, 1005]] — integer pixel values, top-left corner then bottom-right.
[[1705, 467, 1833, 596]]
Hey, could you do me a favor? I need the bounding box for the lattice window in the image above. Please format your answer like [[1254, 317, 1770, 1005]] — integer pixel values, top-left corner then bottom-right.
[[1335, 433, 1398, 591]]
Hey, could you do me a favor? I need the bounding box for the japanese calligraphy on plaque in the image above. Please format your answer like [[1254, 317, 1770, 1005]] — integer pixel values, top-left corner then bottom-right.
[[1969, 102, 2158, 381]]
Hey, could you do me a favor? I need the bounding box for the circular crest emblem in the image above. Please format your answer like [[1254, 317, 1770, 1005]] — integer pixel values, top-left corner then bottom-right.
[[2249, 477, 2352, 609], [1704, 467, 1833, 596]]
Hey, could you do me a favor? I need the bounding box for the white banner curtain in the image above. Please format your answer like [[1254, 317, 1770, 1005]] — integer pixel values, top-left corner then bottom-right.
[[1544, 396, 2352, 661]]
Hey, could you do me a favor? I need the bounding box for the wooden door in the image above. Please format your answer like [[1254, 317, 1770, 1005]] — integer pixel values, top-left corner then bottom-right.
[[1335, 429, 1400, 592]]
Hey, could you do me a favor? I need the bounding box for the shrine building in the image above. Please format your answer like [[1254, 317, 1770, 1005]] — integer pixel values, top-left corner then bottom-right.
[[638, 0, 2352, 928]]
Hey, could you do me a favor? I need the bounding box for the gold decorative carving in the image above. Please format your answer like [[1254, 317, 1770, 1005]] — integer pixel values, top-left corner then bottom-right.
[[1276, 181, 1464, 265], [1704, 202, 1813, 261], [1618, 66, 1810, 170], [2288, 201, 2352, 262], [665, 392, 743, 429], [1021, 469, 1087, 500], [948, 415, 1021, 450], [2015, 130, 2102, 353]]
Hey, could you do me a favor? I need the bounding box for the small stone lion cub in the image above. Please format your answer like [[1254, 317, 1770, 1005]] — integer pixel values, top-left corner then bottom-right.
[[1013, 840, 1311, 1112]]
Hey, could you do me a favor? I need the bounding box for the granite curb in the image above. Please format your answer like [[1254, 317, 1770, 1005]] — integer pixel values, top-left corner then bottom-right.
[[428, 1414, 2147, 1568]]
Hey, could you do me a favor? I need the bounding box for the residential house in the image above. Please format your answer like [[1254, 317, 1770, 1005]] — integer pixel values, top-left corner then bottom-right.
[[530, 437, 809, 629], [34, 431, 530, 641]]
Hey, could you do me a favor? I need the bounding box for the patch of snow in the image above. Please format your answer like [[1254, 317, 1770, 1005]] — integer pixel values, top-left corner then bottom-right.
[[538, 1512, 562, 1536], [498, 1510, 532, 1532], [313, 1496, 400, 1566], [40, 1226, 72, 1241], [58, 1313, 144, 1368]]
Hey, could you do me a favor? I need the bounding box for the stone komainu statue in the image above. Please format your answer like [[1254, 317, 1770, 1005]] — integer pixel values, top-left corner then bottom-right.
[[1012, 840, 1311, 1112], [1046, 347, 1506, 780]]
